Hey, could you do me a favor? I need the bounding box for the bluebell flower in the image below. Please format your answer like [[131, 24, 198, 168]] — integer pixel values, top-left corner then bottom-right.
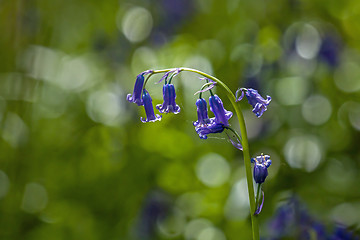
[[193, 98, 224, 139], [193, 98, 212, 127], [141, 89, 162, 123], [236, 88, 271, 118], [251, 154, 271, 184], [156, 84, 180, 114], [209, 94, 233, 126], [127, 71, 153, 106], [195, 123, 225, 139]]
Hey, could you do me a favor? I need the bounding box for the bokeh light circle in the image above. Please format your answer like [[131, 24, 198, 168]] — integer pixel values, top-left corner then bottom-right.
[[184, 218, 212, 240], [284, 135, 322, 172], [196, 153, 230, 187], [197, 227, 227, 240], [275, 77, 309, 106], [120, 7, 153, 43], [302, 95, 332, 125], [295, 24, 321, 60]]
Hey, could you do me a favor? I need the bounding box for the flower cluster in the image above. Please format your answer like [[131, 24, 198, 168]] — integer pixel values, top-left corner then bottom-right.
[[127, 69, 272, 143], [127, 68, 274, 219], [127, 71, 180, 123], [127, 70, 240, 140], [194, 94, 233, 139]]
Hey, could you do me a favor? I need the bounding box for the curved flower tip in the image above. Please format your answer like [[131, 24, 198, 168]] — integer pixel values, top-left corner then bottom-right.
[[157, 68, 181, 84], [127, 71, 153, 106], [209, 95, 233, 126], [195, 123, 225, 139], [251, 154, 271, 184], [156, 84, 181, 114], [254, 191, 265, 216], [140, 89, 162, 123], [235, 88, 246, 102], [226, 132, 243, 151], [194, 82, 216, 95], [236, 88, 271, 117]]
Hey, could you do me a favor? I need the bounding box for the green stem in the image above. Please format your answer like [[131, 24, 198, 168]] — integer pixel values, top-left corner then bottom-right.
[[147, 67, 259, 240]]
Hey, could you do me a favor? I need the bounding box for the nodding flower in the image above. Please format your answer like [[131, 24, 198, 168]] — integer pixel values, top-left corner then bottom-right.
[[193, 98, 212, 127], [140, 89, 162, 123], [156, 83, 180, 114], [209, 94, 233, 126], [127, 70, 153, 106], [236, 88, 271, 118], [251, 154, 272, 184], [193, 97, 228, 139]]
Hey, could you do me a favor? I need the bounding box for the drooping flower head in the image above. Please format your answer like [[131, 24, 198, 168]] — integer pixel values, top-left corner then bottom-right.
[[193, 98, 223, 139], [209, 94, 233, 126], [193, 98, 212, 127], [127, 70, 153, 106], [156, 83, 180, 114], [236, 88, 271, 118], [140, 89, 162, 123], [251, 154, 272, 184]]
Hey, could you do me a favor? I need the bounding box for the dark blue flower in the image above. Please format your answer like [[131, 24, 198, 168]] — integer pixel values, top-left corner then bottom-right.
[[193, 98, 212, 127], [195, 123, 225, 139], [209, 94, 233, 126], [251, 154, 271, 184], [141, 89, 162, 123], [127, 71, 153, 106], [236, 88, 271, 118], [193, 98, 224, 139], [329, 225, 359, 240], [318, 35, 341, 67], [156, 84, 180, 114]]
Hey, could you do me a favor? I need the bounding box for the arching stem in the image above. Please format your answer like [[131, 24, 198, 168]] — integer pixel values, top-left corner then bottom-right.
[[146, 67, 259, 240]]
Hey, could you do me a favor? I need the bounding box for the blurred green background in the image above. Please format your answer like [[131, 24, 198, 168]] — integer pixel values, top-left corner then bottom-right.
[[1, 0, 360, 239]]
